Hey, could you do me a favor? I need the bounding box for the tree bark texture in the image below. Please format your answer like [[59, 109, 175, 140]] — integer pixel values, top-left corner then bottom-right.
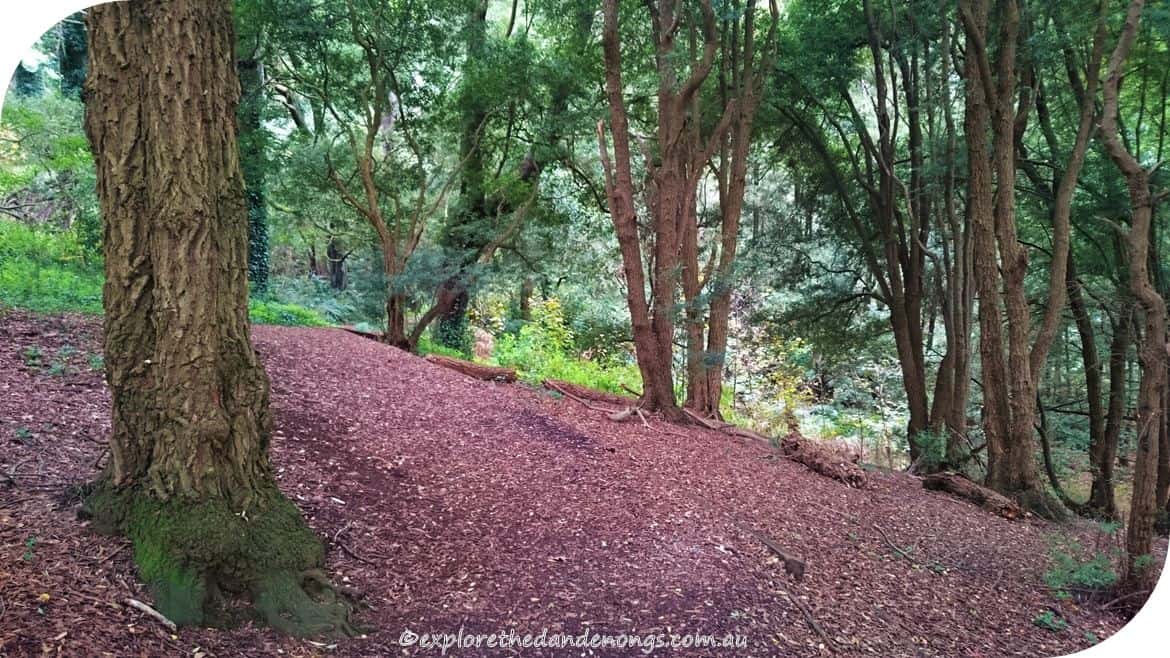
[[84, 0, 352, 635]]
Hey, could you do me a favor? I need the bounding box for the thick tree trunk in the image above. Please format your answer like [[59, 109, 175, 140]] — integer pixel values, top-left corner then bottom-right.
[[83, 0, 351, 635], [326, 237, 346, 290], [386, 293, 410, 349]]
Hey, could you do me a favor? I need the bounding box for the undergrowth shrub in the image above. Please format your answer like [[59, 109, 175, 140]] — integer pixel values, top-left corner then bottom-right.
[[1044, 528, 1121, 600], [493, 297, 641, 395], [0, 220, 102, 313], [247, 299, 330, 327]]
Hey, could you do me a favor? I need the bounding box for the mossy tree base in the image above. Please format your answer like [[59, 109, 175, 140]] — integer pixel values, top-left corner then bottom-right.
[[84, 482, 358, 637]]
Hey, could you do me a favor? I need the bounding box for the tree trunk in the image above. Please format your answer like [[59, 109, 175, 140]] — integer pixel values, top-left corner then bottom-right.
[[1068, 257, 1106, 512], [960, 0, 1067, 519], [1099, 0, 1166, 595], [83, 0, 351, 635], [238, 57, 269, 293], [326, 237, 346, 290], [1092, 310, 1132, 517], [436, 0, 490, 351]]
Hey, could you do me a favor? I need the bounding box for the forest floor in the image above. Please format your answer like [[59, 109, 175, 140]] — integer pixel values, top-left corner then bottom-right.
[[0, 310, 1155, 657]]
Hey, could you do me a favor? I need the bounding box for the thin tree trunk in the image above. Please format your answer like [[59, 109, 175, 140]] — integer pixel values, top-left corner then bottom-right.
[[1099, 0, 1166, 594]]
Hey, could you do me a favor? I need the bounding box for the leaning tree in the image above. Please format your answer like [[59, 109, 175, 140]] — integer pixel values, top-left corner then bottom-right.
[[83, 0, 353, 635]]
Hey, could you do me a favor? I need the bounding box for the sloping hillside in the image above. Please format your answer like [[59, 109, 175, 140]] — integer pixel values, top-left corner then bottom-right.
[[0, 311, 1135, 656]]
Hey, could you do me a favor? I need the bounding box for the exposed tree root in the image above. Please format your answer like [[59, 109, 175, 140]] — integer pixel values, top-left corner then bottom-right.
[[82, 482, 361, 638]]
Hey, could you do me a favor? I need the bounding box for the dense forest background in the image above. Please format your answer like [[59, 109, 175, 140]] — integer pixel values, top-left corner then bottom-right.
[[2, 0, 1169, 591]]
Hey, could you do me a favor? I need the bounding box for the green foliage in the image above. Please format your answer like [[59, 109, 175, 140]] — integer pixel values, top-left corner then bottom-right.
[[22, 345, 43, 366], [248, 298, 331, 327], [87, 352, 105, 372], [1044, 536, 1119, 598], [910, 429, 947, 472], [1, 91, 100, 252], [493, 298, 642, 395], [416, 334, 465, 360], [0, 220, 103, 314], [1033, 610, 1068, 632], [23, 536, 37, 562]]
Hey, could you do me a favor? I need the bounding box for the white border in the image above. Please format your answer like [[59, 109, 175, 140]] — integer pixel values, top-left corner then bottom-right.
[[0, 2, 1165, 655]]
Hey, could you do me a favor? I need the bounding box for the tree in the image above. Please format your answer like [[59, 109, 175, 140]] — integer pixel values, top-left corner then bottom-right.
[[960, 0, 1068, 519], [598, 0, 734, 418], [1098, 0, 1167, 595], [82, 0, 352, 634], [680, 0, 778, 420]]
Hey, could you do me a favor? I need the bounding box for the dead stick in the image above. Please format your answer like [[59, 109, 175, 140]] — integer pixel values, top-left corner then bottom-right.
[[775, 579, 836, 650], [1102, 589, 1150, 609], [872, 524, 918, 564], [732, 519, 806, 582], [546, 381, 621, 413], [125, 598, 177, 632], [635, 407, 650, 428]]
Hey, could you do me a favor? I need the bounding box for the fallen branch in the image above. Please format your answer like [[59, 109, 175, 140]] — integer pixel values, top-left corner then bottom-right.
[[780, 432, 867, 488], [735, 521, 806, 582], [774, 580, 836, 650], [124, 598, 177, 632], [921, 472, 1022, 520], [1101, 589, 1150, 610], [544, 380, 622, 413], [341, 326, 383, 342], [425, 354, 516, 383], [872, 524, 918, 564], [543, 379, 637, 407]]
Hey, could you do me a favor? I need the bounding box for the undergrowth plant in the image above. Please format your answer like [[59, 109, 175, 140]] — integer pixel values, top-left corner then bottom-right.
[[493, 297, 641, 395], [1044, 530, 1120, 600]]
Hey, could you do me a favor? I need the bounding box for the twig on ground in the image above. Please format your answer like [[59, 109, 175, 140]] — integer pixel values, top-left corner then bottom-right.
[[98, 542, 129, 564], [774, 578, 836, 651], [872, 523, 918, 564], [1101, 590, 1150, 609], [124, 598, 177, 632], [731, 519, 806, 582], [332, 522, 381, 566], [635, 407, 650, 428], [545, 380, 622, 414]]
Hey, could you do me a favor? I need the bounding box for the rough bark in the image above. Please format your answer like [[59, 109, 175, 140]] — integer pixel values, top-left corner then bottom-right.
[[1098, 0, 1167, 595], [960, 0, 1067, 519], [83, 0, 352, 635]]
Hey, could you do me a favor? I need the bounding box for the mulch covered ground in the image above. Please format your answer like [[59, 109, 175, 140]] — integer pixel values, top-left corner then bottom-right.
[[0, 310, 1147, 657]]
